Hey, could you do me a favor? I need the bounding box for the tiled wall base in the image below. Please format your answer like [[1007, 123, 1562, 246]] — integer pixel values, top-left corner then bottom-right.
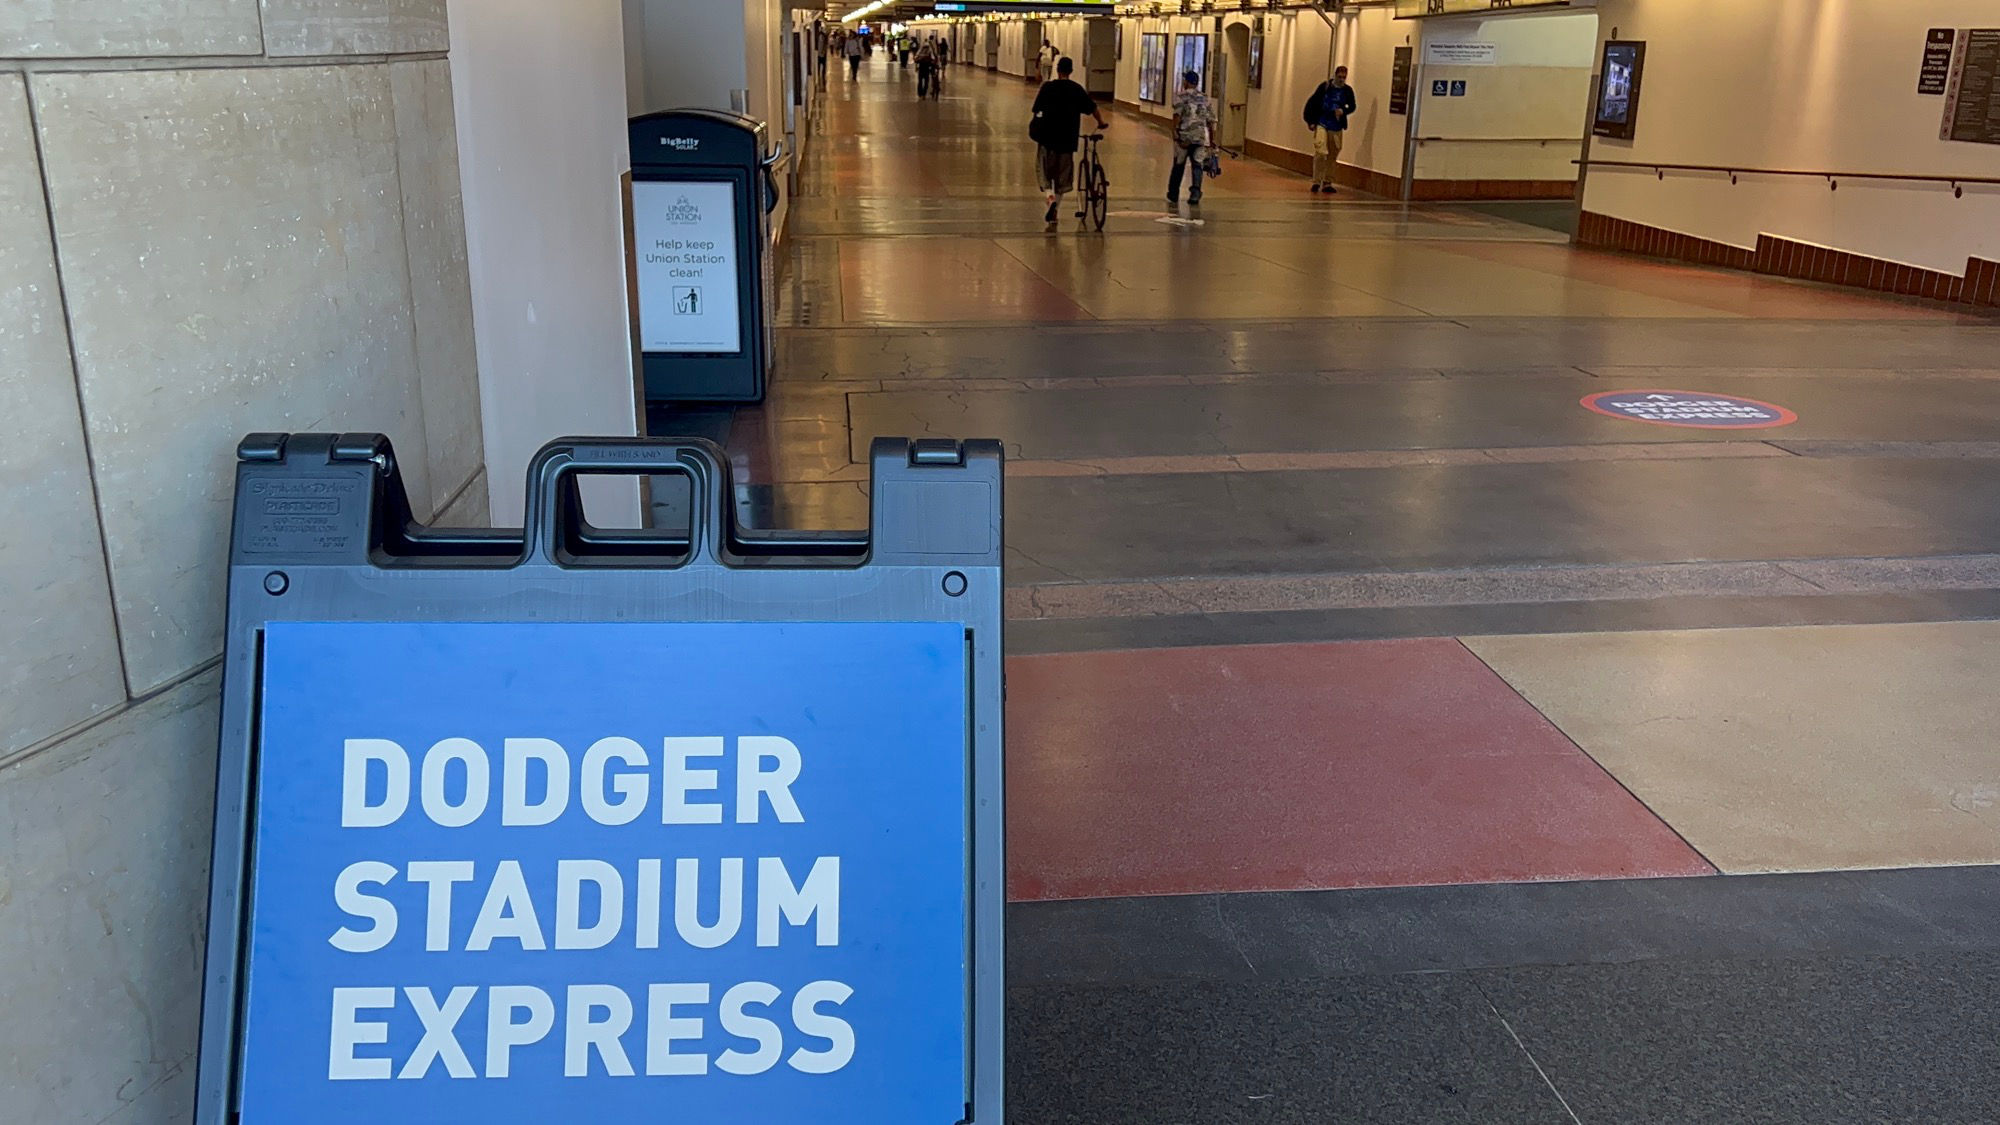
[[1408, 177, 1576, 201], [1578, 210, 2000, 309], [1244, 139, 1575, 200]]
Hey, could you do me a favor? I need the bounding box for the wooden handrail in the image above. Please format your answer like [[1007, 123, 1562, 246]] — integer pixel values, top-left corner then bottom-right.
[[1576, 158, 2000, 199], [1419, 136, 1577, 144]]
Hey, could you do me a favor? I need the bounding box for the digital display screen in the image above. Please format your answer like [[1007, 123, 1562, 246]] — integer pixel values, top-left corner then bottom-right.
[[1175, 33, 1208, 91], [1139, 33, 1168, 103], [1594, 40, 1646, 139]]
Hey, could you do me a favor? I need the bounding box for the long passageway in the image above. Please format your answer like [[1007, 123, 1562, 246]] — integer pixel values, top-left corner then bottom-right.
[[746, 48, 2000, 1123]]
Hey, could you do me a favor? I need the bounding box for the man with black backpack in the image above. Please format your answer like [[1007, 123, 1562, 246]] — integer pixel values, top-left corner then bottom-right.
[[1030, 56, 1108, 226], [916, 36, 939, 98], [1303, 66, 1358, 194]]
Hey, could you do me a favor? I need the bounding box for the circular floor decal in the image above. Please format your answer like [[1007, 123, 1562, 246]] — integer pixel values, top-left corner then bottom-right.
[[1581, 390, 1798, 429]]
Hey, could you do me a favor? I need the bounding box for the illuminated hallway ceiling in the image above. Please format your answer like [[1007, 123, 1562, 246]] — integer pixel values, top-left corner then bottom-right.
[[1393, 0, 1579, 16]]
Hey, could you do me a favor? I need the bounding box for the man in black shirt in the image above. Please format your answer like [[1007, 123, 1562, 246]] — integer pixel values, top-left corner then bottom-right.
[[1030, 57, 1108, 225]]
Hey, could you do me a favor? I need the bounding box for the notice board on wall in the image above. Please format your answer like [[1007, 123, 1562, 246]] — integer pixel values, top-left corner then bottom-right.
[[1921, 28, 1956, 96], [1941, 28, 2000, 145]]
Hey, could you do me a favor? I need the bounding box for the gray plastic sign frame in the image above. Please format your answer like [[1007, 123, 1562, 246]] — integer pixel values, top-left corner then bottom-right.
[[193, 433, 1006, 1124]]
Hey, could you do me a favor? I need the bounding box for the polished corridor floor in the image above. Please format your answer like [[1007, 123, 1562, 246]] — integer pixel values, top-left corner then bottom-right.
[[706, 55, 2000, 1122]]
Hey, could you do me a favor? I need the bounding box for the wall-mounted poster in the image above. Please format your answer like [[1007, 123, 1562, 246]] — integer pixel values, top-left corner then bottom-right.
[[1249, 32, 1264, 90], [1941, 29, 2000, 145], [1593, 40, 1646, 139], [1139, 32, 1168, 103], [1174, 32, 1209, 90]]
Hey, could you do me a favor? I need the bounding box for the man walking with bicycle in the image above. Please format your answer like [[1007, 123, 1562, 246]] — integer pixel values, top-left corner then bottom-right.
[[1029, 56, 1108, 227]]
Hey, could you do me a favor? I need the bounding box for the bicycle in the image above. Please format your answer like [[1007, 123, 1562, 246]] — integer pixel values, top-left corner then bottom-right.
[[1076, 132, 1109, 231]]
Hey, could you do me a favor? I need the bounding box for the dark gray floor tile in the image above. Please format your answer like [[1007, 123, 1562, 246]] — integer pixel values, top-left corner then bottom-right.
[[1004, 592, 2000, 652], [1218, 875, 1961, 982], [1476, 952, 2000, 1125], [1005, 894, 1255, 987], [849, 374, 2000, 460], [778, 320, 2000, 385], [1009, 976, 1570, 1125], [1001, 459, 2000, 581], [1009, 868, 2000, 988]]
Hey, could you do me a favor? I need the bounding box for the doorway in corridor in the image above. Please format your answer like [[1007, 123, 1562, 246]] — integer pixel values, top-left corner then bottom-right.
[[984, 24, 1000, 69], [1219, 23, 1251, 151], [1082, 18, 1117, 99], [1022, 20, 1044, 79]]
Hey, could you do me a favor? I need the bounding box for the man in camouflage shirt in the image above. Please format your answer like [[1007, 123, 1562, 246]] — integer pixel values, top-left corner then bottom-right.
[[1168, 69, 1216, 206]]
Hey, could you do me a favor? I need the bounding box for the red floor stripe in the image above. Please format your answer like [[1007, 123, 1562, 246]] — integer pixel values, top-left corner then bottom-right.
[[1006, 639, 1715, 901]]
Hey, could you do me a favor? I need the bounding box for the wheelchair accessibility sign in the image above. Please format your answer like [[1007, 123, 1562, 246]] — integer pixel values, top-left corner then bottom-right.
[[235, 620, 971, 1124]]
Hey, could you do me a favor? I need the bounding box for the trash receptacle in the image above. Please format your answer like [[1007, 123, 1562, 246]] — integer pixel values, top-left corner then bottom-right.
[[628, 110, 782, 404]]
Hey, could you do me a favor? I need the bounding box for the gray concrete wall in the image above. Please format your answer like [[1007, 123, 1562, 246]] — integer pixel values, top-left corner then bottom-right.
[[0, 3, 486, 1120]]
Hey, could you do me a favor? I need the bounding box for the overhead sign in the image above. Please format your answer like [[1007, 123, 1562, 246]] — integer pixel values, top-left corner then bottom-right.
[[634, 180, 743, 355], [1425, 41, 1498, 66], [1921, 28, 1957, 95], [235, 619, 971, 1123], [1582, 391, 1797, 429]]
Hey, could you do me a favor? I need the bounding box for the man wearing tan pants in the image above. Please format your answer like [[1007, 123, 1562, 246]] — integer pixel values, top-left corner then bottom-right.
[[1304, 65, 1357, 194]]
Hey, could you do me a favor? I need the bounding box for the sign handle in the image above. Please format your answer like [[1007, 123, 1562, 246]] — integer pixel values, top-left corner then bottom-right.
[[522, 437, 732, 567]]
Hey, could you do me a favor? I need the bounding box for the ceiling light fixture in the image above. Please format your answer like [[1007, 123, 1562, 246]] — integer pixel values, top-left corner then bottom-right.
[[842, 0, 892, 23]]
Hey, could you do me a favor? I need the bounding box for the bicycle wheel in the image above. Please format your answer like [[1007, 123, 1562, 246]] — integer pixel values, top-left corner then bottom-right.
[[1088, 164, 1109, 231]]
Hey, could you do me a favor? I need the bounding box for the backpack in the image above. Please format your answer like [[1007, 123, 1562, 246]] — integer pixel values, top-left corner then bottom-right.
[[1302, 83, 1324, 127]]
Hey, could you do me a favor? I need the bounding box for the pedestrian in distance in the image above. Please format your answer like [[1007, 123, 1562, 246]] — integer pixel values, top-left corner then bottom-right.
[[845, 32, 864, 80], [1303, 65, 1357, 193], [1167, 69, 1216, 207], [916, 36, 940, 99], [1030, 56, 1109, 227]]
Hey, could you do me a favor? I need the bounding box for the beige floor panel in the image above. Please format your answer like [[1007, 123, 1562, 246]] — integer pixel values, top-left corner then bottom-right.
[[1465, 621, 2000, 875], [1234, 238, 1738, 320], [994, 236, 1424, 321]]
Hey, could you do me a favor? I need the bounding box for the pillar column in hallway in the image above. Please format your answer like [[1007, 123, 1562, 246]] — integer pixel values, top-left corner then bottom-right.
[[1, 4, 483, 1121]]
